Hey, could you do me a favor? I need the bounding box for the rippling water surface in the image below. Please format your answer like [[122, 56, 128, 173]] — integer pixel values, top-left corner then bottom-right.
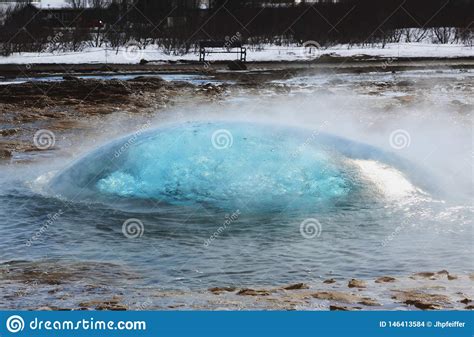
[[0, 70, 472, 308]]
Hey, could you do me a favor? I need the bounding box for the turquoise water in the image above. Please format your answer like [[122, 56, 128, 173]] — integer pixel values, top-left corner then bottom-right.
[[0, 121, 472, 299], [48, 122, 408, 212], [1, 65, 473, 310]]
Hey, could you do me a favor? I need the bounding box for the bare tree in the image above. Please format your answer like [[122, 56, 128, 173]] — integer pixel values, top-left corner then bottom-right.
[[89, 0, 110, 7], [433, 27, 456, 44], [66, 0, 88, 8]]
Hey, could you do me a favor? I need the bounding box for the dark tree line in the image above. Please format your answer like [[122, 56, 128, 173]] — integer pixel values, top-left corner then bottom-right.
[[0, 0, 472, 56]]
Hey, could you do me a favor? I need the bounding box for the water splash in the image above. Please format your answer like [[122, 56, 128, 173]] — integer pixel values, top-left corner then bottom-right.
[[48, 122, 425, 211]]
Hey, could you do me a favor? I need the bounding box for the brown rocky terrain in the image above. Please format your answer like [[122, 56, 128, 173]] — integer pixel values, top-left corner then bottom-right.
[[0, 76, 228, 159], [1, 261, 472, 310]]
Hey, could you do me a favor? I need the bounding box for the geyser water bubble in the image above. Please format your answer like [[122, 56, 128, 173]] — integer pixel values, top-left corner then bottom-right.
[[49, 121, 423, 211]]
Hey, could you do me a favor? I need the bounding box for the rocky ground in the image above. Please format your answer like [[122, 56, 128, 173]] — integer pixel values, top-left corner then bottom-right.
[[1, 57, 472, 160], [0, 76, 230, 159], [0, 58, 472, 311], [0, 261, 472, 310]]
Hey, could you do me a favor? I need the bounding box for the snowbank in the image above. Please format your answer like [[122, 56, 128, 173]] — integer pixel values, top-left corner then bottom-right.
[[0, 43, 472, 64]]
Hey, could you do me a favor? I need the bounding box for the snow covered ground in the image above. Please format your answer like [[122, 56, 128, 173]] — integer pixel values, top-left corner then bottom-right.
[[0, 42, 472, 64]]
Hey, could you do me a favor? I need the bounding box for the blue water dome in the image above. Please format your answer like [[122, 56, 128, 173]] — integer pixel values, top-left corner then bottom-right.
[[48, 121, 421, 212]]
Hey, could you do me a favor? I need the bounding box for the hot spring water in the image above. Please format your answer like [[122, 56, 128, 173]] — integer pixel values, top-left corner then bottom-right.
[[0, 121, 471, 292], [48, 122, 423, 212]]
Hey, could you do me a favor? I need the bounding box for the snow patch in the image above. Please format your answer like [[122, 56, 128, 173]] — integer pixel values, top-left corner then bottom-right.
[[0, 43, 472, 65]]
